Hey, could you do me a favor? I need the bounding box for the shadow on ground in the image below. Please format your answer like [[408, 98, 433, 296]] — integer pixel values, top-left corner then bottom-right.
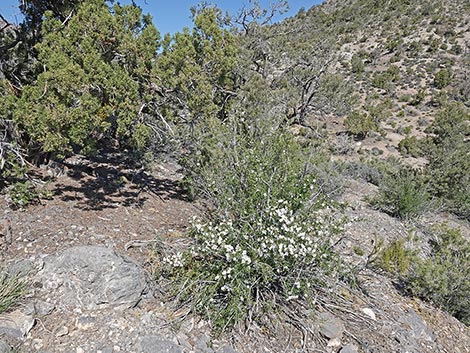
[[52, 151, 189, 211]]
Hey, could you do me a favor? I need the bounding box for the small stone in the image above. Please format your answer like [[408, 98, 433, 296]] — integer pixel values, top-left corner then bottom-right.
[[39, 246, 147, 311], [137, 336, 183, 353], [0, 310, 35, 338], [176, 334, 191, 350], [55, 326, 69, 337], [362, 307, 376, 321], [76, 348, 85, 353], [317, 312, 345, 339], [75, 316, 96, 331], [327, 337, 342, 347], [340, 344, 359, 353], [8, 259, 33, 277], [32, 339, 43, 350], [37, 301, 56, 316], [194, 334, 212, 351]]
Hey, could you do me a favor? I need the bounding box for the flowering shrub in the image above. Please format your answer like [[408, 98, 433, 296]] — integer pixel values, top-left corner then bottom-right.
[[164, 199, 343, 331], [166, 123, 345, 332]]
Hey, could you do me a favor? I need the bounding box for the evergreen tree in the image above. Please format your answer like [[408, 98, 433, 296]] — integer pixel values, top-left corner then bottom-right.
[[5, 0, 160, 159]]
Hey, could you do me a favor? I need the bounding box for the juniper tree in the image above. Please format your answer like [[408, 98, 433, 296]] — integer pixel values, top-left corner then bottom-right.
[[5, 0, 160, 160]]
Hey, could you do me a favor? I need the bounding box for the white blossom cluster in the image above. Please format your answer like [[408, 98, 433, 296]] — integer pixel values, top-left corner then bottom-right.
[[191, 219, 253, 266], [163, 251, 185, 268], [166, 200, 335, 285], [253, 200, 331, 267]]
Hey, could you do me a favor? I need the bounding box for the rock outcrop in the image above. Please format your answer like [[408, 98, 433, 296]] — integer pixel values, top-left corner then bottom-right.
[[38, 246, 147, 311]]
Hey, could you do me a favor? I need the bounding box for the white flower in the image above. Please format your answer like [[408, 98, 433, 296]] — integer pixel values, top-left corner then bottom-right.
[[164, 252, 184, 268], [221, 268, 232, 279], [241, 250, 251, 265], [224, 244, 234, 253], [221, 284, 231, 292]]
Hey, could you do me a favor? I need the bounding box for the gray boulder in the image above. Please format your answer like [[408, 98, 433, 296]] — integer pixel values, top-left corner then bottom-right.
[[39, 246, 147, 311]]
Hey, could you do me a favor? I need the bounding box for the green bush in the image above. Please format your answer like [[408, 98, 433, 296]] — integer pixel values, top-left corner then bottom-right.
[[449, 44, 463, 55], [351, 55, 365, 74], [371, 66, 400, 90], [398, 136, 421, 157], [375, 238, 415, 275], [7, 180, 52, 209], [374, 224, 470, 325], [164, 123, 344, 332], [408, 224, 470, 325], [427, 36, 441, 53], [344, 111, 378, 138], [423, 103, 469, 219], [4, 0, 160, 159], [399, 94, 412, 103], [385, 37, 403, 52], [406, 41, 423, 57], [410, 89, 426, 106], [434, 69, 452, 89], [371, 73, 389, 90], [370, 168, 431, 220], [366, 99, 392, 122]]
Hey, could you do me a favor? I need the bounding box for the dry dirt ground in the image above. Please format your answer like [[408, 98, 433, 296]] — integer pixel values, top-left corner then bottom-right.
[[0, 154, 210, 352], [1, 154, 199, 263]]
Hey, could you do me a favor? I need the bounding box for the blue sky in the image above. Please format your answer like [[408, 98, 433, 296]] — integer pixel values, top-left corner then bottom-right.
[[0, 1, 323, 34]]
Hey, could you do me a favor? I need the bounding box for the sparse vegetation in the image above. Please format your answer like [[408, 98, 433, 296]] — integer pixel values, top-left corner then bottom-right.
[[370, 168, 431, 220], [0, 0, 469, 343], [375, 224, 470, 325], [0, 269, 26, 314]]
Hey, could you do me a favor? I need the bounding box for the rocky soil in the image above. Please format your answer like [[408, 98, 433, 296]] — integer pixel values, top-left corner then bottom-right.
[[0, 155, 469, 353]]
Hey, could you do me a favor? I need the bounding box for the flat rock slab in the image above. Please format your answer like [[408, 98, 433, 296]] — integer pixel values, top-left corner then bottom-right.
[[137, 336, 183, 353], [38, 246, 147, 311]]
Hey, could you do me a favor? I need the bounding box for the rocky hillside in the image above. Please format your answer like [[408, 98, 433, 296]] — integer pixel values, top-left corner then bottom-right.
[[0, 156, 469, 353], [269, 0, 469, 160], [0, 0, 469, 352]]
